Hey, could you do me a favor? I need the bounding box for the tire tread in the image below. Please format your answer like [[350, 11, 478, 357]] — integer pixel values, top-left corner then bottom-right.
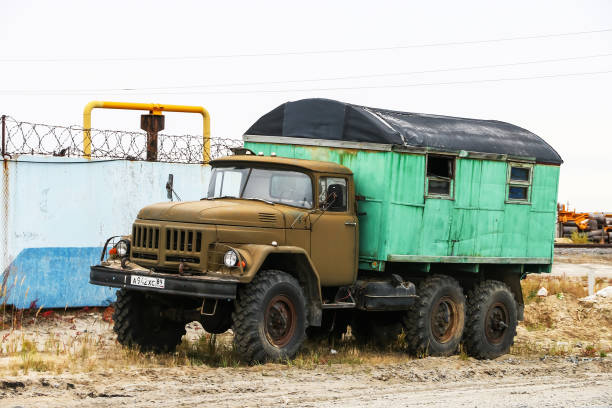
[[112, 289, 185, 353], [232, 270, 306, 363], [402, 275, 465, 356], [464, 280, 517, 359]]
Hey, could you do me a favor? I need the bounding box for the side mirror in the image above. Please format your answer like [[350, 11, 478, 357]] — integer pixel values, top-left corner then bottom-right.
[[325, 184, 344, 210], [166, 174, 174, 201]]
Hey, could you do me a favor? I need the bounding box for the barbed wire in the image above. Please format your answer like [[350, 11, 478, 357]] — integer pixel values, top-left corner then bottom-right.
[[0, 115, 243, 163]]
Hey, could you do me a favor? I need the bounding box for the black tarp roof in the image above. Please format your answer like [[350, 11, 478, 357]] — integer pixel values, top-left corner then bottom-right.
[[245, 98, 563, 164]]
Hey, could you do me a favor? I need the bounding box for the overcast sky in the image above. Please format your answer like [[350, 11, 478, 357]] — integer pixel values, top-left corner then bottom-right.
[[1, 0, 611, 210]]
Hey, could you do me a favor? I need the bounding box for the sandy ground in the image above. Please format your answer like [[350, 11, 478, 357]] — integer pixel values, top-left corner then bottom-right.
[[0, 249, 611, 407], [0, 357, 610, 407], [552, 262, 612, 278], [0, 295, 610, 407], [552, 247, 612, 278]]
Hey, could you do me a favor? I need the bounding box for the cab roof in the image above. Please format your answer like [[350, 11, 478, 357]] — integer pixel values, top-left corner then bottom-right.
[[211, 154, 353, 175]]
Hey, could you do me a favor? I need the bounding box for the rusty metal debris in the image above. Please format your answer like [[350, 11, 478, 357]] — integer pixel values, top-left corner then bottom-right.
[[558, 204, 612, 243]]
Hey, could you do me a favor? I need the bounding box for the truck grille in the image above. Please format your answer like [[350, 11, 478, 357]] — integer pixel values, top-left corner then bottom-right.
[[165, 228, 202, 253], [133, 225, 160, 249], [132, 252, 158, 260], [131, 223, 205, 267], [166, 255, 200, 263]]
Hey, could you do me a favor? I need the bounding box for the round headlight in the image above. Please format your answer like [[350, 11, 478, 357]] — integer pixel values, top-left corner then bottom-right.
[[116, 240, 130, 257], [223, 250, 238, 267]]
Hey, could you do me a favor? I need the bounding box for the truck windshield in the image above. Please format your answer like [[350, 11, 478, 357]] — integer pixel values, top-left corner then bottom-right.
[[207, 166, 313, 209]]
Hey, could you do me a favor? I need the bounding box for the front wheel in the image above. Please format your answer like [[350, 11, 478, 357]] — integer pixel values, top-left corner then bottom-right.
[[112, 289, 186, 353], [463, 280, 517, 359], [232, 270, 307, 363]]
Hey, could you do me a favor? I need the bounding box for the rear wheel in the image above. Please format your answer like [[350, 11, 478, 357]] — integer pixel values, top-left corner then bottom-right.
[[403, 275, 465, 356], [112, 289, 186, 353], [464, 280, 517, 359], [232, 270, 307, 363]]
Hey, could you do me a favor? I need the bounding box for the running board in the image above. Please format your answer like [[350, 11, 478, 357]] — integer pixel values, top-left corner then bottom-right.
[[321, 302, 357, 310]]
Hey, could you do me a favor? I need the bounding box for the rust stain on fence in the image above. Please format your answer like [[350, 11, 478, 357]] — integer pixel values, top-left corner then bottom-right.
[[1, 115, 6, 157], [1, 158, 9, 281]]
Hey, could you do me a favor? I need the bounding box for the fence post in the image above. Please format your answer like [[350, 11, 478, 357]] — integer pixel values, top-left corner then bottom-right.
[[1, 115, 6, 157], [141, 114, 165, 161]]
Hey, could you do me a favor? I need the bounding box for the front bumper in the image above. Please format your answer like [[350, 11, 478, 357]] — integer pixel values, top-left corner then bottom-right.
[[90, 265, 238, 299]]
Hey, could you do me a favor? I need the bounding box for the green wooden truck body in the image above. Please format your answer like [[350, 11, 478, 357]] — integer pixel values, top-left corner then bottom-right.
[[244, 98, 562, 276]]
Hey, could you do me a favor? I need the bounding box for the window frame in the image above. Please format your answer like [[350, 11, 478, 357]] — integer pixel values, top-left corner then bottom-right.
[[317, 175, 349, 213], [506, 162, 533, 204], [425, 154, 456, 200], [207, 165, 315, 209]]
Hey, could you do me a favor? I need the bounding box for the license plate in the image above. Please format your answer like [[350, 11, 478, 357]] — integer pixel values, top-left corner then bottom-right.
[[130, 275, 165, 289]]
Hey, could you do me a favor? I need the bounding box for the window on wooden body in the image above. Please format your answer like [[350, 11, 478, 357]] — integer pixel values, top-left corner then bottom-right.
[[318, 177, 348, 212], [426, 155, 454, 198], [506, 162, 532, 203]]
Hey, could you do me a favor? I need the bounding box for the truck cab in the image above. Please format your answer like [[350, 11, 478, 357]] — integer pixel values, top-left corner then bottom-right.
[[127, 155, 358, 286]]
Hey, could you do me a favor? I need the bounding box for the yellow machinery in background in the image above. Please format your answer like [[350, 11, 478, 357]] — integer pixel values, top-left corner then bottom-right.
[[558, 204, 612, 243]]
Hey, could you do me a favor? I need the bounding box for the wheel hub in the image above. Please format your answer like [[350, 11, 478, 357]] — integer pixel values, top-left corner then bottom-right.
[[430, 296, 459, 343], [265, 295, 297, 347], [485, 302, 509, 344]]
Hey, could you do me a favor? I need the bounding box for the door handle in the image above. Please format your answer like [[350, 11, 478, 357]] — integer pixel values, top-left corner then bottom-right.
[[345, 221, 357, 226]]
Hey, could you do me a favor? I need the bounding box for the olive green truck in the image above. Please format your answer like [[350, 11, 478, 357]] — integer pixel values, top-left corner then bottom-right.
[[90, 98, 562, 362]]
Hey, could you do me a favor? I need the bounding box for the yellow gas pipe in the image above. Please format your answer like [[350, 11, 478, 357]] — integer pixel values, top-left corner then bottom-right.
[[83, 101, 211, 162]]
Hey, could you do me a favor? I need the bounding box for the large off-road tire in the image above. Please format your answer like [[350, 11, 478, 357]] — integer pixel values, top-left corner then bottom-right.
[[112, 289, 186, 353], [463, 280, 517, 359], [403, 275, 465, 356], [232, 270, 307, 363]]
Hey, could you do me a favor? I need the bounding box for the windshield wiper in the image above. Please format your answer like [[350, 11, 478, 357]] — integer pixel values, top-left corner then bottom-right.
[[202, 195, 237, 201]]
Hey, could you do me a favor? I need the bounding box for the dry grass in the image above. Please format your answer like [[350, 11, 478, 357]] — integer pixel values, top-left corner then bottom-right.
[[0, 330, 412, 375], [511, 340, 611, 358], [570, 231, 590, 244], [1, 276, 610, 375], [521, 275, 611, 301], [0, 301, 415, 374], [513, 275, 612, 358]]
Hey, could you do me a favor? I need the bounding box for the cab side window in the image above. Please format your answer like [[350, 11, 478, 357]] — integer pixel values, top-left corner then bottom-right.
[[318, 177, 347, 212]]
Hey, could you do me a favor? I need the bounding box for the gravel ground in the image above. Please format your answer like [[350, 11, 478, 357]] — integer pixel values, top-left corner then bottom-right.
[[0, 357, 610, 407], [553, 247, 612, 278], [551, 262, 612, 278]]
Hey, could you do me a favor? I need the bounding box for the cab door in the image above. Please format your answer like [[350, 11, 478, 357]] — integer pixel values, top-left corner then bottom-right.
[[310, 174, 358, 286]]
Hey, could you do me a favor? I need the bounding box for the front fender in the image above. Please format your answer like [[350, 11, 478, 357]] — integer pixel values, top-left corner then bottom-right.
[[231, 245, 317, 283], [231, 244, 323, 326]]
